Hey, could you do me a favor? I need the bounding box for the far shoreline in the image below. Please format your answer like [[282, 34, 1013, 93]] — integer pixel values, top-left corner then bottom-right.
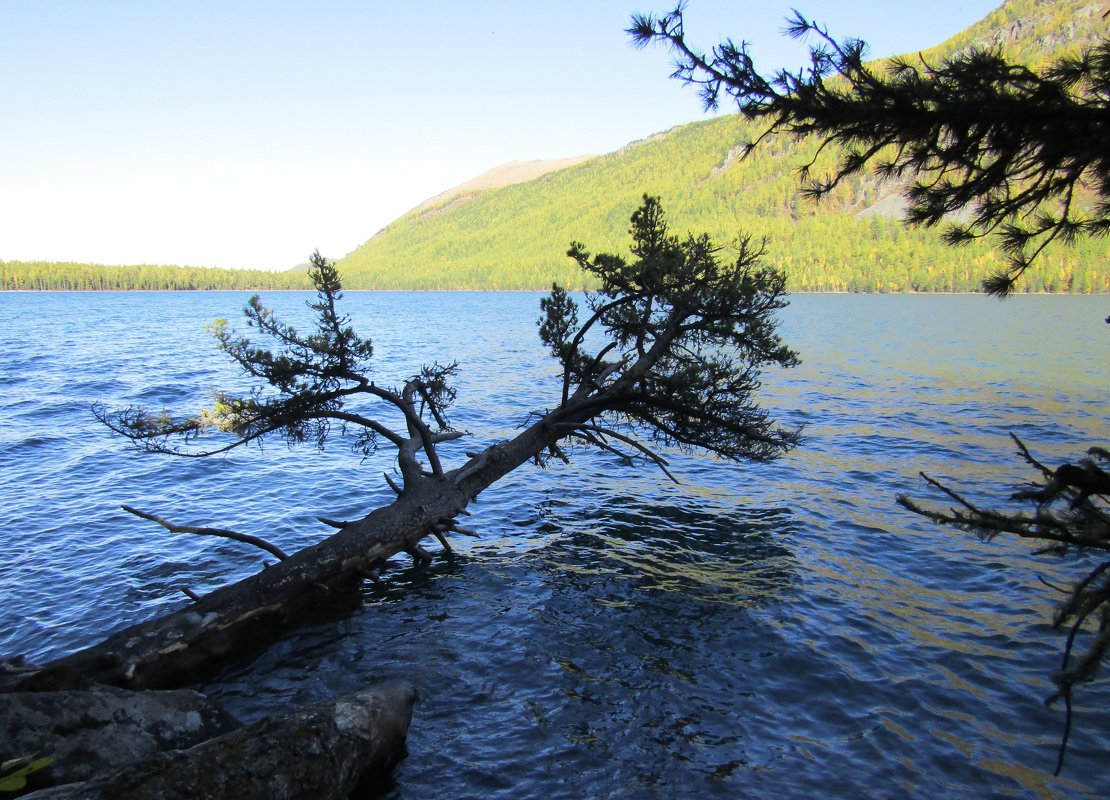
[[3, 288, 1107, 296]]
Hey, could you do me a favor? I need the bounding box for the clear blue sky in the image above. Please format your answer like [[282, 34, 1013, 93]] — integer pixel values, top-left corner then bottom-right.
[[0, 0, 1001, 271]]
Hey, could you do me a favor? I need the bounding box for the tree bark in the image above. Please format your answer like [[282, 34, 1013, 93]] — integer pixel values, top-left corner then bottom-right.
[[22, 680, 416, 800]]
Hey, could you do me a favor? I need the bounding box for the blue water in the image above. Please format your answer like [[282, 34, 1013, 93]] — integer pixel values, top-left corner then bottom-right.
[[1, 291, 1107, 798]]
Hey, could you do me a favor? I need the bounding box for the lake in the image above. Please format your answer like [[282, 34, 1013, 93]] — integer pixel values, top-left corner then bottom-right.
[[0, 291, 1107, 798]]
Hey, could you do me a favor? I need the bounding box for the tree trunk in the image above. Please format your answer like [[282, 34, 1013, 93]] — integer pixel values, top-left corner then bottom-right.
[[22, 680, 416, 800], [9, 417, 564, 692]]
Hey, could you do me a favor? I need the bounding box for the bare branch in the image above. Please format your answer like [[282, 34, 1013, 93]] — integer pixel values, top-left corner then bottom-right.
[[384, 472, 404, 496], [405, 545, 434, 564], [1012, 433, 1056, 479], [180, 587, 202, 603], [121, 505, 289, 561], [434, 519, 479, 537]]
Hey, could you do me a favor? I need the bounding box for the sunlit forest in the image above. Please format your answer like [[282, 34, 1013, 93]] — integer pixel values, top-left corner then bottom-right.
[[334, 0, 1108, 292], [0, 261, 311, 292], [335, 111, 1109, 292], [3, 0, 1106, 294]]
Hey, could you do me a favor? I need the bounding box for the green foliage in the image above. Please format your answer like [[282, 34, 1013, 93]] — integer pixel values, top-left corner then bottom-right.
[[334, 110, 1108, 292], [922, 0, 1107, 68], [96, 253, 385, 457], [537, 284, 578, 361], [0, 755, 53, 792], [543, 196, 800, 463], [188, 252, 379, 449], [629, 2, 1109, 295], [97, 219, 796, 495], [95, 252, 464, 484]]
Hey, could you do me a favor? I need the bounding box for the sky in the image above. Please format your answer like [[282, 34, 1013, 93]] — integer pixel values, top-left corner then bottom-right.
[[0, 0, 1002, 271]]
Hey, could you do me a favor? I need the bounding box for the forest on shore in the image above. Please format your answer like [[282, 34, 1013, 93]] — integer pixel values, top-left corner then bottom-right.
[[0, 261, 311, 292]]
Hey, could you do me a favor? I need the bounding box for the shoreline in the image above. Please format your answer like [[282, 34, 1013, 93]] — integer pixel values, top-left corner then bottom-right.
[[2, 288, 1107, 296]]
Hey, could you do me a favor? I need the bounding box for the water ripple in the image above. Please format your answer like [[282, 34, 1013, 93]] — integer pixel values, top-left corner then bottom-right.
[[0, 292, 1107, 798]]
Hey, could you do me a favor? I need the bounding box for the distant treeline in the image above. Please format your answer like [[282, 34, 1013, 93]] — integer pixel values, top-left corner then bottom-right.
[[1, 261, 311, 292], [762, 215, 1109, 294], [4, 230, 1107, 294]]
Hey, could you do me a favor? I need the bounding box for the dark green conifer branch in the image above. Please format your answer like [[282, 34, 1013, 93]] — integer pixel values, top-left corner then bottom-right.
[[540, 195, 801, 469], [94, 251, 459, 486], [629, 7, 1110, 295], [897, 437, 1110, 774]]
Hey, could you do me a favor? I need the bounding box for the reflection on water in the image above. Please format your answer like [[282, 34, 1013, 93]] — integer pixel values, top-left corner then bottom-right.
[[536, 498, 797, 608], [0, 292, 1107, 798]]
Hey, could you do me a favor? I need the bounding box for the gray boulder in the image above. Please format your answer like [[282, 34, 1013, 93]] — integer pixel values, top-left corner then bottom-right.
[[0, 685, 235, 792], [22, 681, 416, 800]]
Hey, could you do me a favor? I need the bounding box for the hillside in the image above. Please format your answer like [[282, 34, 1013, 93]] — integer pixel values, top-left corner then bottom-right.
[[336, 0, 1109, 293], [0, 157, 596, 292]]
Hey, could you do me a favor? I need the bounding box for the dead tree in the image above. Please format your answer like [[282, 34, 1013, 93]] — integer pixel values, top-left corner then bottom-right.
[[17, 197, 799, 691]]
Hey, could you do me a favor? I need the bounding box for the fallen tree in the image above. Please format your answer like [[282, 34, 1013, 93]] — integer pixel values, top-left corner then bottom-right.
[[11, 197, 799, 692]]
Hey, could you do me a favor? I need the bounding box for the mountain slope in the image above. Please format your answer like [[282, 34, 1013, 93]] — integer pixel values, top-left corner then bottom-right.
[[336, 0, 1109, 293], [410, 156, 596, 216]]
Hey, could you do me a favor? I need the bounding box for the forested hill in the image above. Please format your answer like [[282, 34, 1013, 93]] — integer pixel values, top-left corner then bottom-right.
[[336, 0, 1109, 292], [4, 0, 1107, 293]]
